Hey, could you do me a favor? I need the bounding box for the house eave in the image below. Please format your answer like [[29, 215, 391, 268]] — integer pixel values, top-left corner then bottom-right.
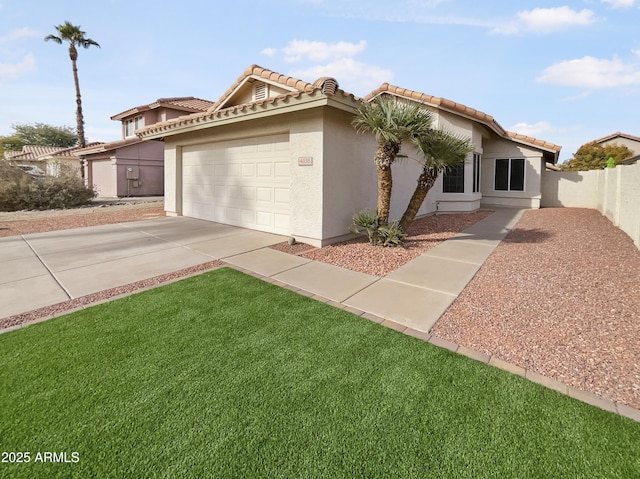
[[139, 90, 360, 140]]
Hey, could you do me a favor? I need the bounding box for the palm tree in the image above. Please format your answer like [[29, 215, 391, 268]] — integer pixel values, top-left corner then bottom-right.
[[352, 97, 433, 225], [398, 128, 473, 232], [45, 21, 100, 150]]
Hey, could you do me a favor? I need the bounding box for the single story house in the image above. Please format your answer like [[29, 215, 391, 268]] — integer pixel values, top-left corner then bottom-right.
[[138, 65, 561, 247], [79, 97, 215, 197], [4, 144, 98, 177]]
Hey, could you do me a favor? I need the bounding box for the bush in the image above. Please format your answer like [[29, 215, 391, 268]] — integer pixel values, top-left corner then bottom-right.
[[350, 209, 406, 247], [0, 161, 96, 211]]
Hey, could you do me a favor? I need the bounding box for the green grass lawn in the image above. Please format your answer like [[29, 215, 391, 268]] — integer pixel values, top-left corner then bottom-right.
[[1, 267, 639, 478]]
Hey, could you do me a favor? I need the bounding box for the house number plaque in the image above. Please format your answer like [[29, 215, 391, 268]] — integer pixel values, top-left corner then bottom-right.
[[298, 156, 313, 166]]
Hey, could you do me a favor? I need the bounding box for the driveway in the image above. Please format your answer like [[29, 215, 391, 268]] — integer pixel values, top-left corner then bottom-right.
[[0, 217, 286, 318]]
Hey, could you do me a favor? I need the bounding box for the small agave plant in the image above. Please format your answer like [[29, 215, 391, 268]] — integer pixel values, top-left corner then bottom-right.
[[350, 209, 405, 247]]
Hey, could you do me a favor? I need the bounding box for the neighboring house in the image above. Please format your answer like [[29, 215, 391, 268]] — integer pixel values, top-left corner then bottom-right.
[[592, 132, 640, 165], [592, 131, 640, 155], [5, 145, 63, 175], [3, 144, 100, 177], [138, 65, 561, 247], [79, 97, 215, 197]]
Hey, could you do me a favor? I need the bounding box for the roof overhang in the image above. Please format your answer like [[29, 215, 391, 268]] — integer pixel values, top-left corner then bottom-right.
[[138, 89, 360, 141]]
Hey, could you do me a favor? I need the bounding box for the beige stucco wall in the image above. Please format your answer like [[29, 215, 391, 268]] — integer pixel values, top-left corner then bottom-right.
[[541, 162, 640, 248], [481, 137, 544, 208], [541, 169, 598, 208], [162, 110, 326, 244]]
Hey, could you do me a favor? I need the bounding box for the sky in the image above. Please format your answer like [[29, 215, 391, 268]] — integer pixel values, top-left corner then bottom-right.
[[0, 0, 639, 163]]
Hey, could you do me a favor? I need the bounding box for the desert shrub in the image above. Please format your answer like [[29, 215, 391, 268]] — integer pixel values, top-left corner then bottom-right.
[[350, 209, 406, 247], [0, 161, 96, 211], [0, 161, 34, 211]]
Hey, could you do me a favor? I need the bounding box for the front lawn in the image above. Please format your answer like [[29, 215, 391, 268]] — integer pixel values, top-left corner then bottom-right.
[[1, 268, 638, 478]]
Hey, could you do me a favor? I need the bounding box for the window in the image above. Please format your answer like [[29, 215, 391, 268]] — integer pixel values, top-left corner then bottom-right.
[[443, 165, 465, 193], [124, 116, 144, 137], [472, 153, 481, 193], [495, 158, 525, 191]]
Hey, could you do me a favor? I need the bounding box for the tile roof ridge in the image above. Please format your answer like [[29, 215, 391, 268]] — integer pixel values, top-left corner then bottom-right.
[[208, 64, 315, 112], [592, 131, 640, 144], [507, 131, 562, 152]]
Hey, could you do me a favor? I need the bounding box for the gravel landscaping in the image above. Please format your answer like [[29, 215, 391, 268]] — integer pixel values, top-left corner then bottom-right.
[[432, 208, 640, 410], [2, 203, 638, 410]]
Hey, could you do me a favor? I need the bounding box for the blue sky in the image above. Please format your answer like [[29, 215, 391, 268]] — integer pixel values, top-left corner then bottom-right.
[[1, 0, 639, 163]]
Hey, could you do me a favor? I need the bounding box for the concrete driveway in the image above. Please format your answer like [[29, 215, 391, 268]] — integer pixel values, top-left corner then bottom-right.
[[0, 217, 286, 319]]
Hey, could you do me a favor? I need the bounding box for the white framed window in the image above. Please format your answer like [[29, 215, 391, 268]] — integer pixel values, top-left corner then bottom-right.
[[495, 158, 525, 191], [124, 116, 144, 137], [472, 153, 481, 193]]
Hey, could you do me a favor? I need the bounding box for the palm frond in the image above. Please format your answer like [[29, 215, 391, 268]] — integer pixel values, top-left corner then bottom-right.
[[413, 127, 474, 172]]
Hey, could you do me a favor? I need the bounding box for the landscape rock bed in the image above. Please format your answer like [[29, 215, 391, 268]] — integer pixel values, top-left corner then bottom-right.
[[431, 208, 640, 409], [271, 210, 493, 276]]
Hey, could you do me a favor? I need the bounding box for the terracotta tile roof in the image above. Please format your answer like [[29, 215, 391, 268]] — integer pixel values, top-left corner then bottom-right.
[[140, 66, 357, 138], [111, 97, 216, 120], [208, 64, 316, 112], [507, 132, 561, 153], [592, 131, 640, 144], [138, 64, 561, 158], [4, 145, 65, 162], [75, 138, 143, 156], [365, 83, 561, 153], [50, 142, 103, 157]]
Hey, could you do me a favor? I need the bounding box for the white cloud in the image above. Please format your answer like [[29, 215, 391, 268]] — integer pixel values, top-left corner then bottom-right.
[[0, 27, 39, 44], [290, 58, 393, 94], [509, 121, 555, 137], [0, 53, 36, 81], [284, 40, 367, 63], [261, 47, 277, 57], [537, 55, 640, 88], [601, 0, 636, 8], [492, 7, 595, 35]]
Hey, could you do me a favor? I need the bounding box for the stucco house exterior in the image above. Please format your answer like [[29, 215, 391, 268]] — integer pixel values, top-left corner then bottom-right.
[[138, 65, 561, 247], [79, 97, 215, 197]]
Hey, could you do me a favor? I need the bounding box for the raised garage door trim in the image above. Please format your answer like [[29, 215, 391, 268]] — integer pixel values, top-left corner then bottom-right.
[[182, 133, 291, 235]]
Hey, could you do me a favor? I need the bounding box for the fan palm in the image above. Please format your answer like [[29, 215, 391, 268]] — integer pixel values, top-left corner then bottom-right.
[[398, 128, 473, 231], [45, 21, 100, 151], [352, 97, 433, 225]]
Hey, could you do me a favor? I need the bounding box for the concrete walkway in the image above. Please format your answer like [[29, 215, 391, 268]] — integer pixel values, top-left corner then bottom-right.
[[244, 208, 525, 333]]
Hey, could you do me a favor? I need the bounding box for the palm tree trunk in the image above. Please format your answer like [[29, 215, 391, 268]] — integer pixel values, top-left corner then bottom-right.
[[399, 168, 438, 232], [71, 59, 85, 149], [376, 164, 393, 225], [69, 43, 86, 179], [375, 144, 399, 225]]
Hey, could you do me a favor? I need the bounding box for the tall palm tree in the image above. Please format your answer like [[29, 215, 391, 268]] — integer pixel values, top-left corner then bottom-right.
[[45, 21, 100, 150], [352, 97, 433, 225], [398, 128, 473, 232]]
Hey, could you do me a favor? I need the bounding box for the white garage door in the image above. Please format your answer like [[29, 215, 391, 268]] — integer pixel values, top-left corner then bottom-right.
[[182, 133, 291, 235]]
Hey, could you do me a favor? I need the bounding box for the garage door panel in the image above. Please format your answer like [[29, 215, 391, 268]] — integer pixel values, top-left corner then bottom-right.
[[182, 134, 290, 235]]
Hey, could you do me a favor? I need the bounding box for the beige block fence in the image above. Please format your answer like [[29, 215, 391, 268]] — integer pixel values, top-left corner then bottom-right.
[[541, 162, 640, 248]]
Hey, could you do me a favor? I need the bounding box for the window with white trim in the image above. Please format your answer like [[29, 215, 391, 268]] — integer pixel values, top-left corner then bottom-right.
[[472, 153, 481, 193], [124, 116, 144, 137], [494, 158, 525, 191]]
